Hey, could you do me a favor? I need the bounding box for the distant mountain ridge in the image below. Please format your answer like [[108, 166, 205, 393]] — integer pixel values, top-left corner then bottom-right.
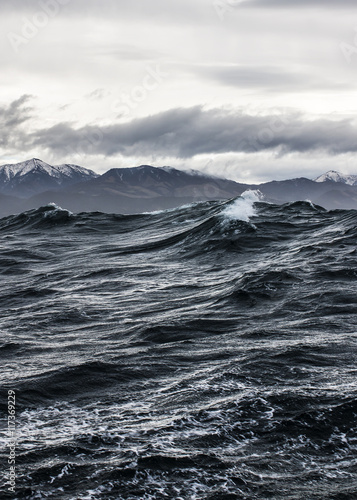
[[0, 158, 98, 197], [25, 164, 248, 214], [86, 165, 247, 198], [0, 160, 357, 216]]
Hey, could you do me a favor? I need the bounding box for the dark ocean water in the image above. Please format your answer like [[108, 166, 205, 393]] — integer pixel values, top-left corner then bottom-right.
[[1, 192, 357, 499]]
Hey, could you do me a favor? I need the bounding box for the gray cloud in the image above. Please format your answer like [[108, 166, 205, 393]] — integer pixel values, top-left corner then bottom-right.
[[197, 65, 349, 92], [1, 0, 356, 183], [29, 106, 357, 159], [0, 95, 34, 148]]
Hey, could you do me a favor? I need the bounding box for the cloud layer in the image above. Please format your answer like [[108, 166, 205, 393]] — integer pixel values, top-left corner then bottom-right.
[[1, 1, 357, 180], [27, 106, 357, 159], [0, 95, 33, 149]]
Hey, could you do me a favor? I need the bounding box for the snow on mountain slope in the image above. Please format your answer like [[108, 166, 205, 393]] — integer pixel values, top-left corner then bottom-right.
[[0, 159, 99, 197], [314, 170, 357, 186], [0, 158, 97, 180]]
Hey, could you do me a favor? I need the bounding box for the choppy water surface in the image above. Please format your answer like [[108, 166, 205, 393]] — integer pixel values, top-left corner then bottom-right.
[[1, 193, 357, 499]]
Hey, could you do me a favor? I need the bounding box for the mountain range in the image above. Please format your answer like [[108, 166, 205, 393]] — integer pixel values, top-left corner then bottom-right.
[[0, 160, 357, 217], [0, 158, 98, 197]]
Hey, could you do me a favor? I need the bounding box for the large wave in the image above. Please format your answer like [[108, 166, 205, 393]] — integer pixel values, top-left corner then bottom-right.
[[1, 194, 357, 498]]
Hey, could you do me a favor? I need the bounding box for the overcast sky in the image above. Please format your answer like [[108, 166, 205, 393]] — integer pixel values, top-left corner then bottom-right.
[[1, 0, 357, 182]]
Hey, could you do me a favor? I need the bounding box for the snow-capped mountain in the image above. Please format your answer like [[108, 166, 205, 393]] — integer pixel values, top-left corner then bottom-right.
[[314, 170, 357, 186], [0, 158, 99, 197], [2, 162, 357, 217]]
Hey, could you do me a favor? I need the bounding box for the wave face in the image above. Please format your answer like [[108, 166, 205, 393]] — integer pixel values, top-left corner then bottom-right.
[[1, 195, 357, 499]]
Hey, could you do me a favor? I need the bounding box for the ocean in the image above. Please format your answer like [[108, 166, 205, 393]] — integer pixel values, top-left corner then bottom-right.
[[1, 191, 357, 499]]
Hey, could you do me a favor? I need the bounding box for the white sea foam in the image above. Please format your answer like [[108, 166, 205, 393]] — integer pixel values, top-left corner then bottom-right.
[[222, 190, 262, 222], [43, 203, 74, 217], [143, 201, 202, 215]]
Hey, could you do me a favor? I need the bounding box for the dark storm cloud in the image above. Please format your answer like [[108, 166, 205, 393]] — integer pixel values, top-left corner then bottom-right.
[[30, 106, 357, 158], [0, 95, 33, 147]]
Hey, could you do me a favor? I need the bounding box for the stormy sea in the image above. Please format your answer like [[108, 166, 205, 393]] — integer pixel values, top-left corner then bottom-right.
[[1, 191, 357, 500]]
